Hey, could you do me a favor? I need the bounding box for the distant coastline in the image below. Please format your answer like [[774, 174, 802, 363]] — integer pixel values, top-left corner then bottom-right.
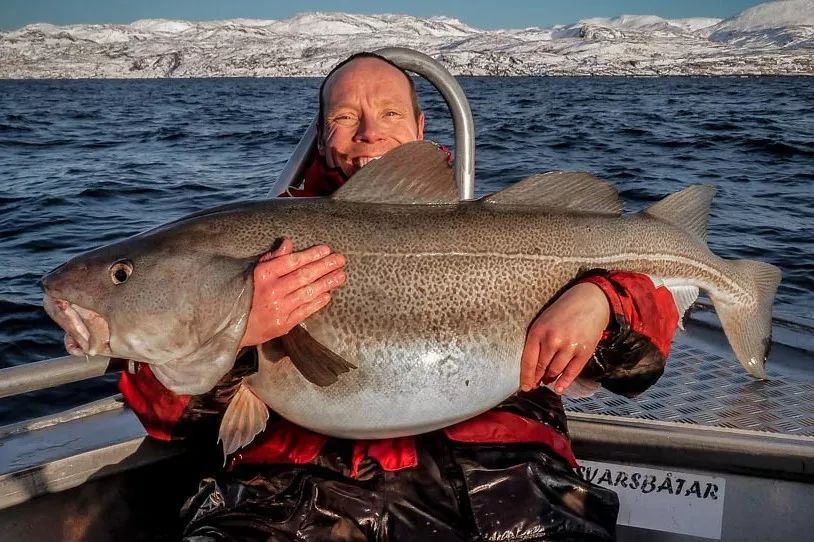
[[1, 2, 813, 78]]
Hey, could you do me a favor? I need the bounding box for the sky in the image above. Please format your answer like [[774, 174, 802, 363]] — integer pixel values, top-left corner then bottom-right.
[[0, 0, 768, 31]]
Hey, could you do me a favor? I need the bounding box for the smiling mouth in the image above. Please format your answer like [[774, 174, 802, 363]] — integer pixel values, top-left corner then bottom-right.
[[43, 295, 111, 357], [352, 156, 382, 169]]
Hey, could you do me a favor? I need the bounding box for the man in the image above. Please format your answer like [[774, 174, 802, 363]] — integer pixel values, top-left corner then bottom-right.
[[121, 53, 679, 541]]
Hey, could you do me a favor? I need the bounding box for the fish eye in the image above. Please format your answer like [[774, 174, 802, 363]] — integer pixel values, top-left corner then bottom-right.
[[110, 260, 134, 285]]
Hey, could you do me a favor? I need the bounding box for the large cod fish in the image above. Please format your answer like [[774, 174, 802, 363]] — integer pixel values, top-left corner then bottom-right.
[[42, 141, 781, 454]]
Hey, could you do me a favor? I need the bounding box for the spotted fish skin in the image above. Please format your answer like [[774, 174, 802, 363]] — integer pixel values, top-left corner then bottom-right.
[[178, 197, 767, 437]]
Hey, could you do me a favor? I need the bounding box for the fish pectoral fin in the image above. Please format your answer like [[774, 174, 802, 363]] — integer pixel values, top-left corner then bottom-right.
[[331, 141, 458, 204], [218, 381, 269, 459], [281, 324, 357, 386], [483, 171, 623, 215], [258, 339, 287, 363]]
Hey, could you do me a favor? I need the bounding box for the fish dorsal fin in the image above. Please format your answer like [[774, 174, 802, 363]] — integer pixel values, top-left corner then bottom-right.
[[331, 141, 458, 204], [483, 171, 623, 215], [644, 185, 714, 244]]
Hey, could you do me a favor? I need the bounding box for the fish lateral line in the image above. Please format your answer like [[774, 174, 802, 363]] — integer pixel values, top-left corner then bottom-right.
[[343, 250, 748, 300]]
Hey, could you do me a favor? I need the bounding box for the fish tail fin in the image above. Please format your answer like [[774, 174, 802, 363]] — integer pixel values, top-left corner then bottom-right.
[[218, 381, 269, 463], [644, 184, 715, 244], [709, 259, 782, 379]]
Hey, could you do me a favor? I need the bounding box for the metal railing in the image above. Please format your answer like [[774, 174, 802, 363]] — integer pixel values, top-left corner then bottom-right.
[[0, 355, 121, 400]]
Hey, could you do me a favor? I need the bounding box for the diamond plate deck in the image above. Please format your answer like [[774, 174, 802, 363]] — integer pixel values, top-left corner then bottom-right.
[[565, 331, 814, 438]]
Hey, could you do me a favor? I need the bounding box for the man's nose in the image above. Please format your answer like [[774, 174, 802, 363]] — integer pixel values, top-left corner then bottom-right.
[[353, 115, 385, 143]]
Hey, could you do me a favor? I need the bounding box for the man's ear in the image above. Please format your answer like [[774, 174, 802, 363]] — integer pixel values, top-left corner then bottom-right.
[[317, 129, 325, 155], [417, 112, 425, 140]]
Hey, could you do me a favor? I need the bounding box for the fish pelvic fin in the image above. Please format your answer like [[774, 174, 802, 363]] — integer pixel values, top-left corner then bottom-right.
[[483, 171, 623, 215], [553, 376, 601, 398], [332, 140, 458, 204], [648, 277, 700, 330], [218, 381, 269, 461], [644, 185, 715, 244], [710, 259, 782, 379], [280, 324, 357, 386]]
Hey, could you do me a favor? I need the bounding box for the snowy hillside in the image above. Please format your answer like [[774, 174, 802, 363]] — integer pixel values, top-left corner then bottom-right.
[[1, 1, 812, 78], [708, 0, 814, 46]]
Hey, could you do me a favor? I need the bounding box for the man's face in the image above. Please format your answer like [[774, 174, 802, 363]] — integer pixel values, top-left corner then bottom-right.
[[320, 57, 425, 178]]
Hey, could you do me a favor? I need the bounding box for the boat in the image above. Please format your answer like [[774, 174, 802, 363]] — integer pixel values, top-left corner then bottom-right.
[[0, 48, 811, 542]]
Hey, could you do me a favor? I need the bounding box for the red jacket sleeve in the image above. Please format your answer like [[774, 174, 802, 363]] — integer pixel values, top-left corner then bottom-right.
[[576, 270, 680, 397], [119, 364, 190, 441], [119, 350, 257, 441]]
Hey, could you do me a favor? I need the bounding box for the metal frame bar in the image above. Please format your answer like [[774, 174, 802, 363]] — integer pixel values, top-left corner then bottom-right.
[[269, 47, 476, 200], [0, 355, 119, 400], [569, 412, 814, 482]]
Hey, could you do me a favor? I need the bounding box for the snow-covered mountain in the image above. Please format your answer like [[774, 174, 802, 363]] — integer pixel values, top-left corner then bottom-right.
[[708, 0, 814, 47], [1, 0, 812, 78]]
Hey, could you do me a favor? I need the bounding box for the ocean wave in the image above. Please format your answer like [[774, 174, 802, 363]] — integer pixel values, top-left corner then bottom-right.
[[77, 139, 127, 149], [66, 110, 100, 120], [0, 138, 73, 148], [617, 127, 652, 137], [157, 130, 188, 142], [76, 184, 168, 199], [698, 121, 742, 131], [743, 138, 814, 158], [0, 123, 34, 133]]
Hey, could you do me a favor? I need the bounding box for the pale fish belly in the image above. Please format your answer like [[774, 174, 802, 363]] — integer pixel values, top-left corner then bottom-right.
[[245, 248, 541, 437], [247, 331, 524, 439]]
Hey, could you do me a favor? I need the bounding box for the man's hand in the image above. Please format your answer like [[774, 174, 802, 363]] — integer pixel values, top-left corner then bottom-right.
[[239, 239, 346, 348], [519, 283, 611, 394]]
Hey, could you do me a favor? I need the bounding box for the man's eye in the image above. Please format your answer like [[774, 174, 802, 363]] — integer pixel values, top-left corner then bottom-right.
[[331, 114, 357, 125], [384, 111, 402, 118]]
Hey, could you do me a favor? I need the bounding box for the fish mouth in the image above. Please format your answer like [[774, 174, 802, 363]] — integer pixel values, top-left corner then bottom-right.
[[43, 295, 111, 357]]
